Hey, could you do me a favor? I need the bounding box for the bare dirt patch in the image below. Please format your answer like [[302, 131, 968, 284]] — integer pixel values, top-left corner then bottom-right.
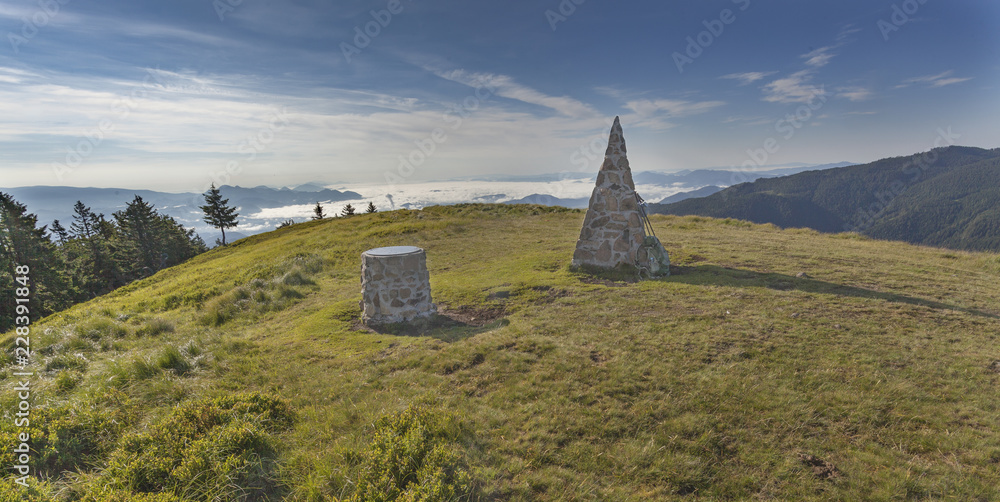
[[353, 304, 507, 338], [579, 276, 633, 287], [589, 350, 608, 364], [798, 453, 842, 480]]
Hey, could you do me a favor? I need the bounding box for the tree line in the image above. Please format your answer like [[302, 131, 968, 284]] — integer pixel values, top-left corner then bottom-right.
[[1, 192, 210, 332], [2, 184, 379, 332]]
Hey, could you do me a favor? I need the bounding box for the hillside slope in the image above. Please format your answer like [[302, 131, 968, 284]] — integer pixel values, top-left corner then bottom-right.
[[3, 204, 1000, 501], [650, 146, 1000, 251]]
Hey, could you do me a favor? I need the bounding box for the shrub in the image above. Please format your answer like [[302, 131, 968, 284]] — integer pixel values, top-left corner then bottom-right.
[[348, 405, 477, 502], [0, 390, 137, 479], [0, 477, 55, 501], [101, 393, 295, 500], [55, 370, 83, 392]]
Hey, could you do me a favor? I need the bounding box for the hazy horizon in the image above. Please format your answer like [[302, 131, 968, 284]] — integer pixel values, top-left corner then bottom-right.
[[2, 1, 997, 193]]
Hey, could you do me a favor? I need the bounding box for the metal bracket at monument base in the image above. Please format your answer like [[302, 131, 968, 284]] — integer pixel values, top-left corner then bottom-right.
[[637, 235, 671, 277], [633, 193, 670, 277]]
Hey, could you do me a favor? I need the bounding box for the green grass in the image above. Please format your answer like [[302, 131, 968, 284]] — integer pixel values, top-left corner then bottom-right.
[[3, 204, 1000, 501]]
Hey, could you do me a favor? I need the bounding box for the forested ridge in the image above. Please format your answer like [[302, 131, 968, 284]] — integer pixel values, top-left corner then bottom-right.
[[650, 146, 1000, 251]]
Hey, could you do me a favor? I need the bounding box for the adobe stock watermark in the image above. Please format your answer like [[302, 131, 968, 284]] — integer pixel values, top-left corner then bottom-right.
[[730, 85, 828, 186], [544, 0, 588, 31], [341, 0, 411, 63], [51, 68, 166, 182], [7, 0, 71, 54], [672, 0, 751, 74], [877, 0, 929, 41], [11, 264, 34, 489], [844, 126, 959, 232], [569, 130, 611, 173], [384, 78, 497, 188], [549, 126, 616, 199]]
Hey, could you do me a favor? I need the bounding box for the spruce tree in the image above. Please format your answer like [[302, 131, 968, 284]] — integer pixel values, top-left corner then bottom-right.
[[200, 184, 239, 245], [313, 202, 326, 220], [114, 195, 161, 277], [0, 192, 71, 331], [341, 203, 356, 217], [68, 200, 120, 296], [366, 202, 377, 214], [51, 219, 69, 244], [70, 200, 100, 239], [115, 196, 205, 279]]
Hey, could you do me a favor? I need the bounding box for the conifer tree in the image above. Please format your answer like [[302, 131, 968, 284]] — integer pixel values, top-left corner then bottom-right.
[[313, 202, 326, 220], [366, 201, 377, 214], [341, 203, 356, 217], [114, 195, 161, 276], [68, 200, 120, 296], [0, 192, 71, 331], [200, 184, 239, 245], [51, 219, 69, 244], [70, 200, 100, 239], [115, 196, 205, 279]]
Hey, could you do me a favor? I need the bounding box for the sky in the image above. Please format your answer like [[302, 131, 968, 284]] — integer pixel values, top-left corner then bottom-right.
[[0, 0, 997, 193]]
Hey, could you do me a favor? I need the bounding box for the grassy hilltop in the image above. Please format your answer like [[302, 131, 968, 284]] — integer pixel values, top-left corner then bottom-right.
[[3, 204, 1000, 501]]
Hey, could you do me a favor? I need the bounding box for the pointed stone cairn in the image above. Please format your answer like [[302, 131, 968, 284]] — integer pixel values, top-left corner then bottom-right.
[[572, 117, 670, 275]]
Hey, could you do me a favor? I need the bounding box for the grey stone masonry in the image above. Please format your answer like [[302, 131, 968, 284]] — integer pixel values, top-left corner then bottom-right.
[[572, 116, 670, 274], [361, 246, 436, 326]]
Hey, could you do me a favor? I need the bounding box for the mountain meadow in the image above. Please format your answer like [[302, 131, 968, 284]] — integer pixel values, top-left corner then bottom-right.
[[651, 146, 1000, 252], [3, 204, 1000, 501]]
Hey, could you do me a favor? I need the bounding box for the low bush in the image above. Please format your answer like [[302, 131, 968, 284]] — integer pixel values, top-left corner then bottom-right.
[[348, 404, 478, 502], [101, 393, 295, 500], [0, 390, 137, 479]]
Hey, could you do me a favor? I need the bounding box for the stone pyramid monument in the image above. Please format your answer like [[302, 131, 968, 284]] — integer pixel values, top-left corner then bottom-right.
[[572, 117, 670, 275]]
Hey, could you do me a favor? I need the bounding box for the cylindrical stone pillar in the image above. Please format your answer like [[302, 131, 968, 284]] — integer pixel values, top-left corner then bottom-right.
[[361, 246, 436, 326]]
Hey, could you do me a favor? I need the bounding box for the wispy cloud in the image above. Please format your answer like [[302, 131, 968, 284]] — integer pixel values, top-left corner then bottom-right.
[[836, 25, 862, 42], [720, 71, 777, 85], [625, 99, 724, 118], [762, 70, 825, 104], [802, 46, 836, 68], [623, 98, 725, 130], [836, 86, 873, 102], [896, 70, 973, 88], [759, 34, 855, 104], [722, 116, 774, 126], [433, 69, 598, 118]]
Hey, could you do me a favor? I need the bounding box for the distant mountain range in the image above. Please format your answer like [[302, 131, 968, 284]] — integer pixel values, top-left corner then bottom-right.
[[632, 162, 853, 187], [503, 194, 590, 209], [657, 185, 723, 204], [1, 185, 361, 244], [1, 161, 858, 245], [650, 146, 1000, 251]]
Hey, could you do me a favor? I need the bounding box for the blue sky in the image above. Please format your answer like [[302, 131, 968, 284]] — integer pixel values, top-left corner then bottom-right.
[[1, 0, 997, 192]]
